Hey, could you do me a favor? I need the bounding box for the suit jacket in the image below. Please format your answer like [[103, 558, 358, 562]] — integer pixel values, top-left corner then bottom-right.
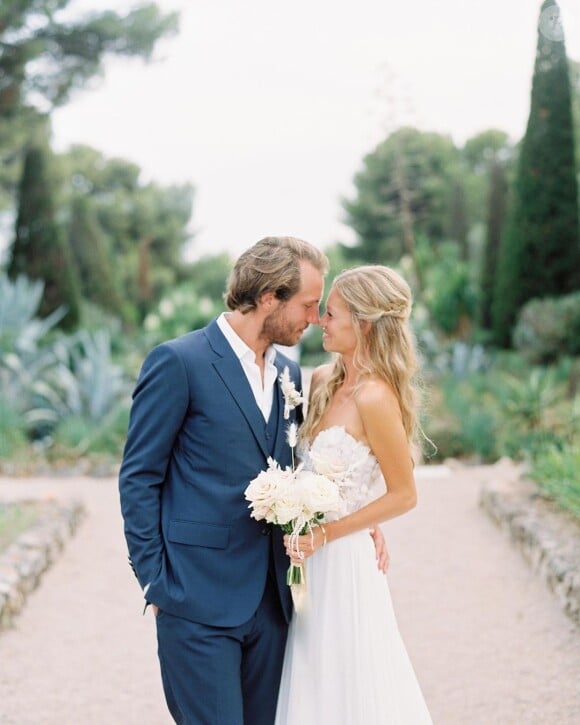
[[119, 319, 299, 626]]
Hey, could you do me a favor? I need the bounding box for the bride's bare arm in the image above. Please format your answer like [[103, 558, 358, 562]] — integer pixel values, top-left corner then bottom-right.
[[288, 379, 416, 560]]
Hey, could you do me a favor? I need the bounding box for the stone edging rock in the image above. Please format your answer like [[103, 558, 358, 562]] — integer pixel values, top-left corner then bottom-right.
[[0, 499, 85, 631], [479, 463, 580, 627]]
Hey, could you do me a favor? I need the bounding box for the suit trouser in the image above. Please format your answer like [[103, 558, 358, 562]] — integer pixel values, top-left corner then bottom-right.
[[155, 573, 288, 725]]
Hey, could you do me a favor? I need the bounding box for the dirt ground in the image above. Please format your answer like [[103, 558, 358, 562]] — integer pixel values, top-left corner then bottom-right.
[[0, 465, 578, 724]]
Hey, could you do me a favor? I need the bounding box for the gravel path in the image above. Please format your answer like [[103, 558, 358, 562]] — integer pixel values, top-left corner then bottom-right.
[[0, 466, 578, 725]]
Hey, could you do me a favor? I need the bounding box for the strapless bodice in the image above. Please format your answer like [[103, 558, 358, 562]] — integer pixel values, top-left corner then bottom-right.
[[298, 426, 384, 521]]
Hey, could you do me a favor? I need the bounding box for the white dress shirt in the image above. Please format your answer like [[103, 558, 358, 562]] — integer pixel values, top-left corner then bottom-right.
[[217, 312, 278, 421]]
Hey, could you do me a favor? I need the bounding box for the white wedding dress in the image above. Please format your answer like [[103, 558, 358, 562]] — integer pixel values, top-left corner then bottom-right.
[[275, 426, 432, 725]]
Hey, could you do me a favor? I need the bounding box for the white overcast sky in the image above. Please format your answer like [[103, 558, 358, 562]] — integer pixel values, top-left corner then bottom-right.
[[51, 0, 580, 260]]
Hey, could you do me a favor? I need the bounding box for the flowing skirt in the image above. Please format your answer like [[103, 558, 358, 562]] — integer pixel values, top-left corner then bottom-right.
[[275, 529, 432, 725]]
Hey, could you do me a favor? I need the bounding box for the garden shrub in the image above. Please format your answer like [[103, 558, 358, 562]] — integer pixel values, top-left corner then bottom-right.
[[422, 241, 478, 336], [0, 502, 44, 553], [52, 404, 130, 457], [513, 292, 580, 363], [143, 284, 222, 344], [0, 402, 27, 459], [529, 444, 580, 518], [434, 375, 499, 461]]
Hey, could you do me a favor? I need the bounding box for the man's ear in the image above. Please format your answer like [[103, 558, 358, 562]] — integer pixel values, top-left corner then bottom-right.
[[258, 290, 277, 310]]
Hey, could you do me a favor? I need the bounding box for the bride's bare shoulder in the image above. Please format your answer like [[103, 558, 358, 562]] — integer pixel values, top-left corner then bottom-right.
[[309, 363, 334, 390], [355, 376, 400, 411]]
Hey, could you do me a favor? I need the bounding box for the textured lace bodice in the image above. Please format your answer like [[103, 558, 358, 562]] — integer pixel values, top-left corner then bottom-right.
[[298, 426, 385, 521]]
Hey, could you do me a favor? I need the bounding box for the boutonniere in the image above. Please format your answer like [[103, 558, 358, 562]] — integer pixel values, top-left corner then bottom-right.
[[279, 366, 304, 419]]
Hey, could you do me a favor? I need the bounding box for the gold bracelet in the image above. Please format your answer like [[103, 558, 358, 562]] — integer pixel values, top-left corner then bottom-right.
[[318, 523, 327, 547]]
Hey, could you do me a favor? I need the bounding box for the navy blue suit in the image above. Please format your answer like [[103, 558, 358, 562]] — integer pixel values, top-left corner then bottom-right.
[[119, 319, 298, 723]]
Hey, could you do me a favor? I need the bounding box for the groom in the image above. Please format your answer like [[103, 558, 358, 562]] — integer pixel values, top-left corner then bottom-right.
[[119, 237, 329, 724]]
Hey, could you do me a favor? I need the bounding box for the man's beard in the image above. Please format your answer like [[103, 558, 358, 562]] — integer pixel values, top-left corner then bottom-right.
[[261, 305, 306, 347]]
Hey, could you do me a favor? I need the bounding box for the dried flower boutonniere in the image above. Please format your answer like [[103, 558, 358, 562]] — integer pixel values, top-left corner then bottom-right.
[[279, 366, 304, 419]]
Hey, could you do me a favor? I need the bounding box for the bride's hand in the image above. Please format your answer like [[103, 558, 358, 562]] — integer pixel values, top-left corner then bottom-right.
[[369, 526, 390, 573], [284, 527, 326, 563]]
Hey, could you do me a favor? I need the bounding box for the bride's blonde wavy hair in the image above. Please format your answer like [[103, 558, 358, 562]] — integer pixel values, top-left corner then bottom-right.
[[301, 265, 421, 447]]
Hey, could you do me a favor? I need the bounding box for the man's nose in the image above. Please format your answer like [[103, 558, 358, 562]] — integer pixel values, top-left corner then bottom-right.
[[307, 308, 321, 325]]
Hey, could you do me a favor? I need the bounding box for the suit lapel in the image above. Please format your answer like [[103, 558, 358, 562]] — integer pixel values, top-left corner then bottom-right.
[[272, 355, 290, 462], [205, 320, 270, 460]]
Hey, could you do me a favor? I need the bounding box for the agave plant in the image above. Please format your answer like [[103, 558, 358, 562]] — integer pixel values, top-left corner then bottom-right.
[[38, 330, 128, 423], [0, 274, 66, 431], [498, 367, 562, 430], [0, 274, 65, 356], [24, 329, 132, 456], [0, 273, 128, 428], [492, 366, 575, 458], [70, 330, 127, 421]]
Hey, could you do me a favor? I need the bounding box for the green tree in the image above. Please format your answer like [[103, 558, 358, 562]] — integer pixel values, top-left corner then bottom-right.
[[463, 130, 513, 172], [57, 145, 194, 321], [8, 143, 80, 328], [0, 109, 46, 217], [101, 180, 194, 320], [569, 58, 580, 173], [185, 253, 233, 301], [0, 2, 178, 217], [421, 240, 477, 337], [479, 159, 509, 331], [460, 130, 514, 334], [493, 1, 580, 346], [463, 131, 513, 241], [0, 2, 178, 118], [448, 182, 469, 260], [343, 128, 460, 275], [68, 195, 124, 316]]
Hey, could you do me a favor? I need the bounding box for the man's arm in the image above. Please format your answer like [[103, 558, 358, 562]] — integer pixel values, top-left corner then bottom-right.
[[119, 343, 189, 591], [369, 526, 390, 574]]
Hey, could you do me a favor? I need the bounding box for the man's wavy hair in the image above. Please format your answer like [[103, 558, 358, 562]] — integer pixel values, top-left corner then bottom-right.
[[224, 236, 328, 313]]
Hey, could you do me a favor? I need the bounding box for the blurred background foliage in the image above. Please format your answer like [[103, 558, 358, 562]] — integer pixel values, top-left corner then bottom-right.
[[0, 1, 578, 517]]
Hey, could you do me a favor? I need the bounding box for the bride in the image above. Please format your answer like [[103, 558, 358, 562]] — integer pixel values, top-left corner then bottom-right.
[[275, 265, 432, 724]]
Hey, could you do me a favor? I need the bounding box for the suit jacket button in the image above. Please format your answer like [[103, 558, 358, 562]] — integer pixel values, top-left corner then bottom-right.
[[261, 527, 269, 535]]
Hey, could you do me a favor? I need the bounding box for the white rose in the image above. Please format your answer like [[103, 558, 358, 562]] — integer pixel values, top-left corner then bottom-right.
[[250, 501, 275, 522], [272, 486, 303, 525], [295, 471, 343, 517], [245, 466, 293, 522]]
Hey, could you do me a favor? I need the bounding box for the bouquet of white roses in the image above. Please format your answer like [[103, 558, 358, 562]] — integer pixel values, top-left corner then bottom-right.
[[244, 423, 343, 592]]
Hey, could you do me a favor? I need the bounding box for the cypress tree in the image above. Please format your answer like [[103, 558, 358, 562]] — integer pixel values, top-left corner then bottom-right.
[[479, 160, 508, 331], [449, 182, 469, 261], [8, 144, 80, 329], [68, 196, 124, 316], [493, 0, 580, 346]]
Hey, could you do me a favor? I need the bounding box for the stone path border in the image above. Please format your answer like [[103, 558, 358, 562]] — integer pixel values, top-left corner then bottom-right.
[[0, 499, 85, 630], [479, 462, 580, 626]]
